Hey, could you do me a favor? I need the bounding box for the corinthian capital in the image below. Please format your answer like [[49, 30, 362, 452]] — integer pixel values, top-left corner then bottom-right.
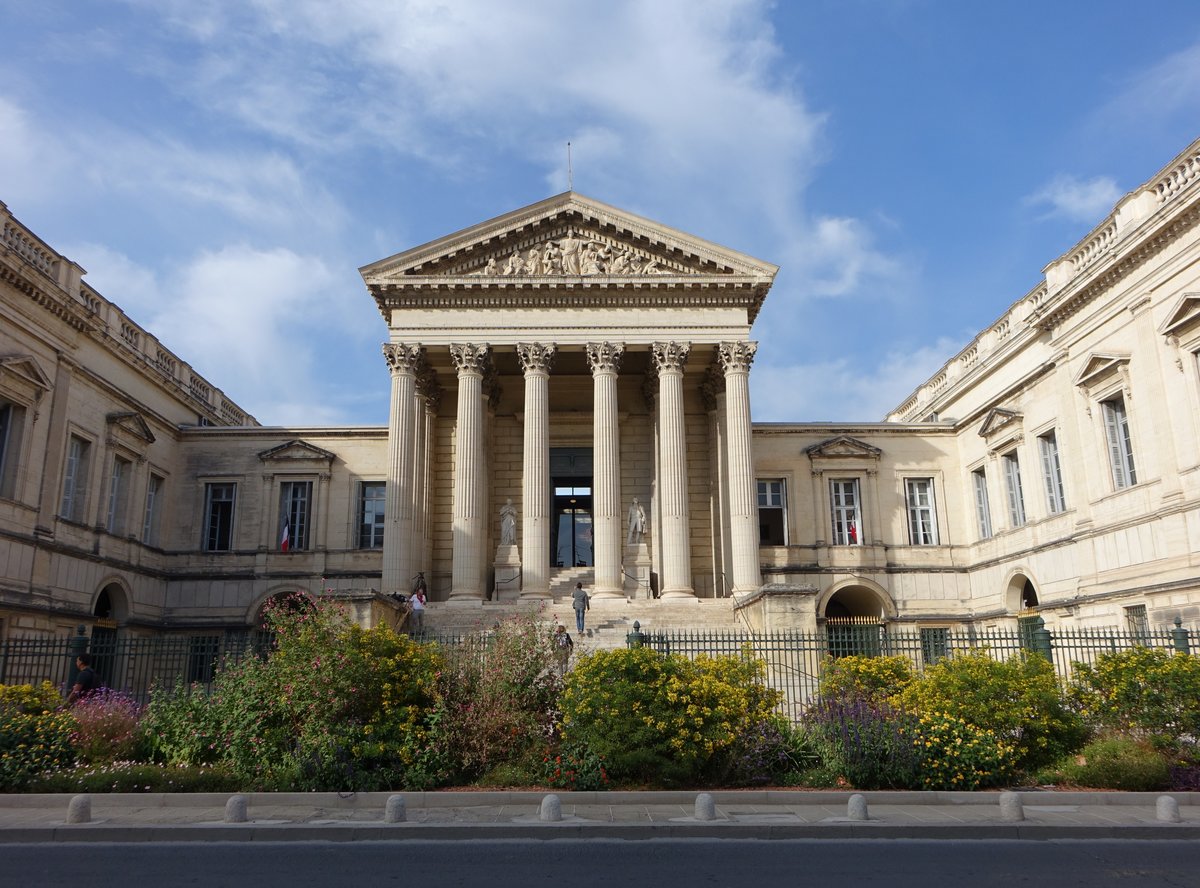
[[651, 341, 691, 375], [586, 342, 625, 374], [517, 342, 558, 374], [449, 343, 491, 376], [382, 343, 424, 375], [718, 341, 758, 375]]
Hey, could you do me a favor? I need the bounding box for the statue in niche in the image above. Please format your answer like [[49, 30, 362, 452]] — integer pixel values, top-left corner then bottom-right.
[[500, 498, 518, 547], [627, 497, 646, 545]]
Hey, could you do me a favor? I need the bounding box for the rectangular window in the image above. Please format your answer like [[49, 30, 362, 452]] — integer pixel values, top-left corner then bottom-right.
[[359, 481, 386, 549], [60, 435, 91, 522], [756, 479, 788, 545], [1102, 396, 1137, 489], [187, 635, 221, 684], [1002, 452, 1026, 527], [203, 482, 236, 551], [279, 480, 313, 551], [106, 456, 131, 534], [830, 478, 861, 545], [1038, 431, 1066, 514], [1124, 604, 1150, 643], [0, 401, 26, 499], [972, 468, 993, 539], [143, 473, 164, 545], [920, 627, 950, 666], [905, 478, 939, 545]]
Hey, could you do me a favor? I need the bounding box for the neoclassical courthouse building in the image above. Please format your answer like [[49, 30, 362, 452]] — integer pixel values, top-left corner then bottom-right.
[[4, 138, 1200, 649]]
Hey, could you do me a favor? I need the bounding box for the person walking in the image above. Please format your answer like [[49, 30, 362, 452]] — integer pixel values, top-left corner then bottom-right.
[[409, 581, 427, 635], [572, 581, 590, 634]]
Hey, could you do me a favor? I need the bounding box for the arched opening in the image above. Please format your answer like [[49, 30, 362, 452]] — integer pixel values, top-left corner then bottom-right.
[[821, 583, 890, 658], [91, 583, 128, 687], [1004, 572, 1040, 613]]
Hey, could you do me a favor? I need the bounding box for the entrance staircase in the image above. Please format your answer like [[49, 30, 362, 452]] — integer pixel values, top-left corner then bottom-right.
[[422, 565, 747, 653]]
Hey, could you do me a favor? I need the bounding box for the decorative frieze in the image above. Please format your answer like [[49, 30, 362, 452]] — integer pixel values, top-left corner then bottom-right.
[[474, 229, 680, 277]]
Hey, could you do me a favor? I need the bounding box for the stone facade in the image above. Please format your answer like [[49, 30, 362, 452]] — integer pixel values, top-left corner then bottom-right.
[[3, 139, 1200, 646]]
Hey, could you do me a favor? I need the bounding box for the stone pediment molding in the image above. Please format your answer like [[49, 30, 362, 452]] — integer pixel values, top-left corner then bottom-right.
[[1073, 353, 1130, 390], [978, 407, 1022, 439], [1159, 292, 1200, 340], [0, 353, 52, 403], [257, 440, 337, 464], [106, 411, 156, 444], [805, 435, 882, 461], [361, 192, 778, 321]]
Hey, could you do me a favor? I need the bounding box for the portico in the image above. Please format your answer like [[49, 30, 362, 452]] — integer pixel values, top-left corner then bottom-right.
[[361, 193, 777, 603]]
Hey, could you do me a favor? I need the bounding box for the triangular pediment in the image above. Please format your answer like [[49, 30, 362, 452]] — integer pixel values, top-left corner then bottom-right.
[[805, 435, 882, 460], [978, 407, 1023, 438], [106, 411, 156, 444], [361, 192, 778, 283], [0, 354, 52, 399], [1159, 292, 1200, 338], [257, 440, 337, 464], [1073, 353, 1130, 389]]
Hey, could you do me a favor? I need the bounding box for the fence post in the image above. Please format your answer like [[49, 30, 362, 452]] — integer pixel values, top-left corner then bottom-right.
[[67, 625, 88, 688], [1171, 618, 1191, 655]]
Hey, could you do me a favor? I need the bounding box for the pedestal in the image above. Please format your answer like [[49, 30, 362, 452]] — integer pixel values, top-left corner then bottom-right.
[[493, 545, 522, 602], [623, 543, 652, 599]]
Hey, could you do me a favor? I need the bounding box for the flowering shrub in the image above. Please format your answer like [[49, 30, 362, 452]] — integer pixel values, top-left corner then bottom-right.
[[906, 712, 1014, 790], [818, 655, 913, 706], [1071, 648, 1200, 751], [69, 688, 143, 764], [722, 716, 821, 787], [435, 614, 565, 782], [559, 647, 782, 786], [897, 650, 1085, 771], [29, 760, 240, 793], [542, 741, 608, 791], [0, 681, 76, 791]]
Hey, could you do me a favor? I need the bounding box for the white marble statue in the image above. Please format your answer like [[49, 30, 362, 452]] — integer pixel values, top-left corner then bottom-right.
[[500, 497, 518, 546], [627, 497, 646, 545]]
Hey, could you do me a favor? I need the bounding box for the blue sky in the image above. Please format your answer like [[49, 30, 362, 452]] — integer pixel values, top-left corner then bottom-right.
[[2, 1, 1199, 426]]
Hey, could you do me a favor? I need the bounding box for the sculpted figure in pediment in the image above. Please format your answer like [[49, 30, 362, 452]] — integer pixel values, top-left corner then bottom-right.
[[560, 228, 584, 274], [503, 250, 524, 275]]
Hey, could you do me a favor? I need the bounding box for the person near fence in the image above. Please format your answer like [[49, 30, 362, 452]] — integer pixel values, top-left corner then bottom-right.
[[409, 582, 427, 634], [65, 653, 100, 707], [572, 581, 590, 633], [553, 623, 574, 675]]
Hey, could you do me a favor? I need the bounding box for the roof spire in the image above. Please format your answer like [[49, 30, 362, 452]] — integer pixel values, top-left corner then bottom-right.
[[567, 141, 573, 192]]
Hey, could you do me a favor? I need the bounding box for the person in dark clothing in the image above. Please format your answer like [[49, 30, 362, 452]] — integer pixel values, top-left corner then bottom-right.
[[65, 653, 99, 706]]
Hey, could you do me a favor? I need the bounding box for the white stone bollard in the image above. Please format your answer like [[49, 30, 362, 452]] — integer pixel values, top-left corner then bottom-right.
[[385, 794, 407, 823], [1157, 795, 1181, 823], [846, 793, 869, 821], [66, 794, 91, 824], [224, 794, 248, 823], [999, 791, 1024, 822], [539, 794, 562, 822], [694, 793, 716, 821]]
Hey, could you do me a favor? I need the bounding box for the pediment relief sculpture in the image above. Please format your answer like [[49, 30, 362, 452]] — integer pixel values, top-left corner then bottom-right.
[[468, 228, 686, 278], [257, 440, 337, 464], [805, 435, 882, 460]]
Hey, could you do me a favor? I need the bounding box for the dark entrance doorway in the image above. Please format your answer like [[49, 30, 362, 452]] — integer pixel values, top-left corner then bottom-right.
[[550, 447, 593, 567]]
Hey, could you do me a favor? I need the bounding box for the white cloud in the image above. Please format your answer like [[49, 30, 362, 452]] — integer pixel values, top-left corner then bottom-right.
[[0, 97, 71, 207], [751, 336, 966, 423], [1025, 175, 1123, 223]]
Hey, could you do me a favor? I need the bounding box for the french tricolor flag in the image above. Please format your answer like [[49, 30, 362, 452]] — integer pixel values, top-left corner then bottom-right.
[[280, 515, 291, 552]]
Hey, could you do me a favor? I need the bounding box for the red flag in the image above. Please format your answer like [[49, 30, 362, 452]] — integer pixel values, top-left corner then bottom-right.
[[848, 521, 858, 544], [280, 515, 290, 552]]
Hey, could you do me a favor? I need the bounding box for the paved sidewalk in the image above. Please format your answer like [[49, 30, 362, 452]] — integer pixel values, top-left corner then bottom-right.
[[1, 790, 1198, 841]]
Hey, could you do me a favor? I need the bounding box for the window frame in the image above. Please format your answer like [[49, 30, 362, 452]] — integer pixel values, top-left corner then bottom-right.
[[0, 400, 27, 500], [1101, 395, 1137, 490], [829, 477, 862, 546], [358, 480, 386, 550], [1002, 450, 1026, 528], [202, 481, 237, 552], [143, 472, 164, 546], [1038, 430, 1067, 515], [756, 478, 789, 546], [972, 467, 993, 540], [279, 479, 314, 552], [60, 433, 93, 523], [904, 477, 939, 545], [105, 454, 133, 535]]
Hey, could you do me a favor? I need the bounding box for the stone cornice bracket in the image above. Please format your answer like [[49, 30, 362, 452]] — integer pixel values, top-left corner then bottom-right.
[[651, 341, 691, 376], [382, 342, 424, 374], [449, 343, 492, 376], [718, 341, 758, 374], [585, 341, 625, 374], [517, 342, 558, 374]]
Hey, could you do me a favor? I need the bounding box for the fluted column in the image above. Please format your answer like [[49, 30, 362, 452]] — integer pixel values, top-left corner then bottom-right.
[[382, 343, 423, 595], [449, 343, 490, 600], [517, 343, 556, 599], [588, 342, 625, 598], [720, 342, 762, 595], [652, 341, 694, 598]]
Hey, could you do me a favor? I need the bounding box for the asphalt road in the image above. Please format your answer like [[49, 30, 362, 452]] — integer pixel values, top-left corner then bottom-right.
[[4, 839, 1199, 888]]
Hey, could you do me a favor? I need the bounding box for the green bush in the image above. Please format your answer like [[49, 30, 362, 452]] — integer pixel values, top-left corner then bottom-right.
[[541, 740, 609, 791], [906, 711, 1015, 790], [897, 650, 1085, 771], [559, 647, 782, 786], [0, 682, 77, 791], [28, 761, 241, 793], [69, 689, 144, 764], [1055, 736, 1171, 791], [818, 655, 913, 706], [1071, 647, 1200, 751]]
